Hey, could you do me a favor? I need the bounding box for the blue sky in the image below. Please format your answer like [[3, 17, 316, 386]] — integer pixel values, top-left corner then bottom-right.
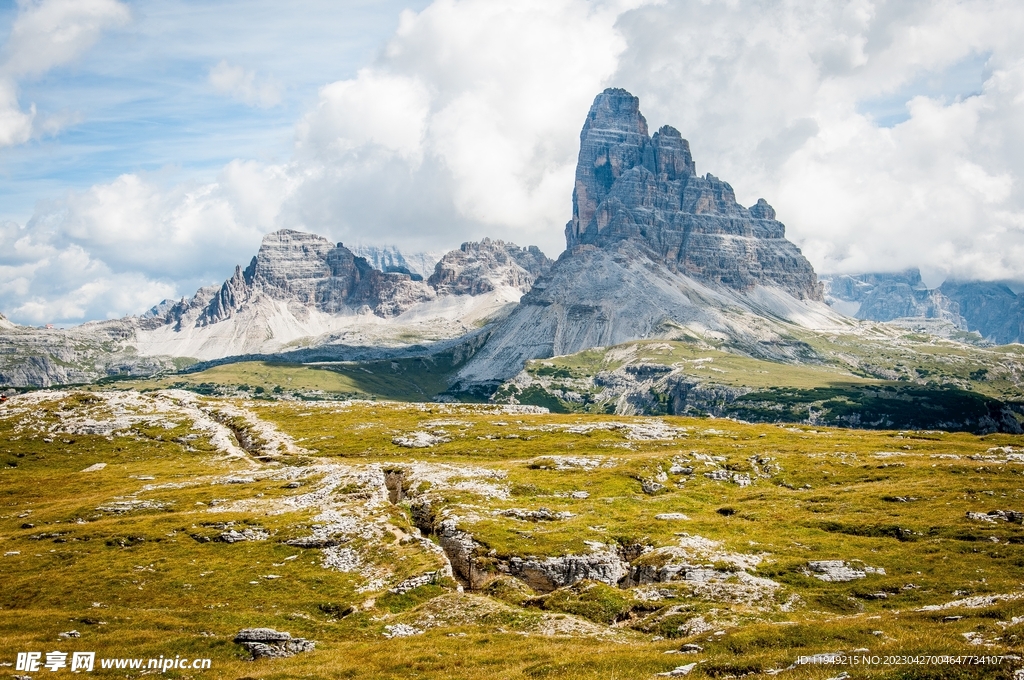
[[0, 0, 430, 224], [857, 51, 992, 128], [3, 0, 1024, 325]]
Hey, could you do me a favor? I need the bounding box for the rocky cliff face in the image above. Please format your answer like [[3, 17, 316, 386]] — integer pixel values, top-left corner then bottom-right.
[[939, 281, 1024, 345], [821, 270, 965, 327], [567, 89, 822, 300], [142, 231, 551, 332], [455, 89, 837, 390], [428, 239, 552, 296], [823, 270, 1024, 344], [0, 320, 179, 387], [1, 231, 552, 384], [127, 230, 554, 362], [182, 230, 437, 323]]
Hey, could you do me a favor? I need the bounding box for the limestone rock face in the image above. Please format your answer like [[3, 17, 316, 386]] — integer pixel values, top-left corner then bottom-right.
[[0, 319, 177, 387], [139, 231, 438, 330], [234, 628, 315, 659], [858, 286, 964, 328], [194, 230, 437, 323], [940, 281, 1024, 344], [566, 88, 822, 300], [2, 231, 553, 384], [823, 270, 1024, 343], [428, 239, 552, 296], [455, 242, 843, 388], [127, 230, 553, 363], [506, 552, 628, 592], [139, 286, 219, 332], [141, 231, 553, 332], [456, 89, 839, 388]]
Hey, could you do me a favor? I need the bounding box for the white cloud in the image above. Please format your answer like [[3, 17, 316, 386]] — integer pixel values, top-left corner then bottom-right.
[[609, 0, 1024, 282], [2, 0, 130, 77], [0, 79, 34, 146], [7, 0, 1024, 324], [297, 70, 430, 163], [208, 59, 282, 108], [0, 160, 299, 324], [0, 0, 129, 149], [0, 224, 176, 325], [286, 0, 646, 255], [51, 163, 294, 279]]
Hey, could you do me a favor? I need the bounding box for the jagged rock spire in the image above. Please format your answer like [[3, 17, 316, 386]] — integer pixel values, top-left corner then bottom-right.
[[565, 87, 821, 301]]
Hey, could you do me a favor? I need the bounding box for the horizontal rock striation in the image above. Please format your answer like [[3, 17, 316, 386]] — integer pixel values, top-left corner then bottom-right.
[[143, 231, 550, 329], [507, 552, 628, 592], [188, 230, 436, 324], [0, 320, 178, 387], [567, 88, 821, 300], [234, 628, 315, 659]]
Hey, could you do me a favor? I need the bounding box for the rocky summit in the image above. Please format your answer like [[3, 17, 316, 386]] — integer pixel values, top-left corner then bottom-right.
[[455, 89, 835, 389], [567, 88, 821, 300], [143, 231, 551, 329], [191, 229, 435, 324], [429, 240, 551, 296], [127, 231, 554, 361]]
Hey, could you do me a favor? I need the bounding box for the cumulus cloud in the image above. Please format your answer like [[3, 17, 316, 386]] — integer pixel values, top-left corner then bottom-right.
[[0, 0, 129, 149], [55, 163, 292, 278], [6, 0, 1024, 324], [610, 0, 1024, 283], [0, 79, 34, 146], [0, 221, 176, 325], [208, 60, 282, 108], [284, 0, 644, 255], [2, 0, 130, 77], [0, 161, 297, 325]]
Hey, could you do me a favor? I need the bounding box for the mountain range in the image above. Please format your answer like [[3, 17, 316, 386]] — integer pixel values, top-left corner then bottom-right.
[[1, 88, 1022, 432], [823, 270, 1024, 344]]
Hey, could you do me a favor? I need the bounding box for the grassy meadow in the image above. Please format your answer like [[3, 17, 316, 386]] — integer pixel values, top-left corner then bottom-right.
[[1, 387, 1023, 678]]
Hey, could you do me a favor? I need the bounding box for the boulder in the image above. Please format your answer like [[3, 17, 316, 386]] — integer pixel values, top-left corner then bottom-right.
[[234, 628, 315, 659], [506, 552, 628, 592]]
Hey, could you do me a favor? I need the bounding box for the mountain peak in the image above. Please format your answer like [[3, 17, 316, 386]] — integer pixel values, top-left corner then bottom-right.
[[566, 88, 820, 301], [583, 88, 649, 136], [456, 90, 831, 388]]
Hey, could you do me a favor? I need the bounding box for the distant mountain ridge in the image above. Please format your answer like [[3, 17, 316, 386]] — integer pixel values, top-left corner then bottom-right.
[[349, 244, 444, 280], [3, 87, 1023, 397], [141, 232, 550, 331], [0, 234, 552, 385], [133, 231, 552, 360], [823, 270, 1024, 344]]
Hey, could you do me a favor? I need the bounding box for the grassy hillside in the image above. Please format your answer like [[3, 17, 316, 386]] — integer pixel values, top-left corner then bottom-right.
[[497, 337, 1024, 433], [90, 323, 1024, 435], [109, 354, 465, 402], [2, 390, 1024, 678]]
